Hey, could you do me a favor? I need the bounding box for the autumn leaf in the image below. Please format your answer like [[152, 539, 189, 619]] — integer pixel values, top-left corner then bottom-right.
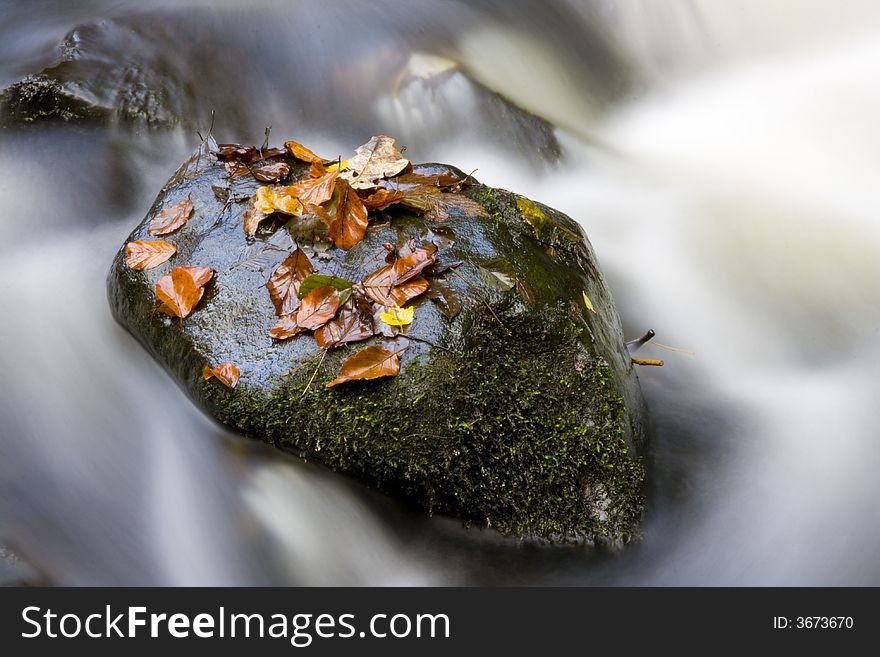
[[361, 265, 429, 306], [266, 248, 316, 316], [284, 140, 325, 164], [155, 266, 213, 318], [327, 180, 369, 250], [252, 162, 292, 184], [340, 135, 410, 190], [148, 199, 194, 236], [361, 188, 406, 211], [284, 170, 339, 207], [582, 290, 596, 313], [478, 257, 516, 291], [392, 244, 438, 285], [379, 306, 414, 327], [309, 160, 327, 178], [298, 273, 355, 299], [268, 314, 302, 340], [242, 199, 271, 237], [253, 186, 305, 217], [314, 297, 374, 349], [216, 143, 256, 163], [124, 240, 176, 270], [294, 285, 340, 331], [202, 362, 240, 388], [326, 345, 401, 387]]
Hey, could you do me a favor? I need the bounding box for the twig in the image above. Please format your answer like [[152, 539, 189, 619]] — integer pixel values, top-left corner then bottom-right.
[[399, 335, 455, 354], [626, 329, 655, 352], [450, 268, 505, 328], [632, 358, 664, 367], [301, 349, 328, 398]]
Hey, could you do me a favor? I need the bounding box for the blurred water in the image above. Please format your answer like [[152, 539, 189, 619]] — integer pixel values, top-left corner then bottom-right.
[[1, 0, 878, 585]]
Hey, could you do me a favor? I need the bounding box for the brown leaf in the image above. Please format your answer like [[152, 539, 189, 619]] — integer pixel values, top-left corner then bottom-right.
[[266, 248, 316, 316], [341, 135, 410, 190], [362, 264, 429, 306], [309, 160, 327, 178], [268, 314, 302, 340], [216, 143, 256, 163], [242, 199, 271, 238], [124, 240, 176, 270], [285, 140, 326, 164], [148, 199, 194, 236], [392, 244, 438, 285], [361, 188, 406, 211], [155, 266, 213, 318], [314, 297, 374, 349], [326, 345, 400, 387], [294, 285, 340, 330], [328, 180, 369, 250], [284, 170, 339, 207], [252, 162, 292, 184], [225, 162, 252, 178], [202, 362, 240, 388]]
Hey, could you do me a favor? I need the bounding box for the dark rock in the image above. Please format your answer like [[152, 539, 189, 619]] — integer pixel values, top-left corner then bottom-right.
[[107, 143, 647, 542]]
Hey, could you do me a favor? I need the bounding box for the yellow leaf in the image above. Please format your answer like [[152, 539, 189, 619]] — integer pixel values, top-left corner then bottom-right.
[[326, 160, 348, 173], [379, 306, 414, 327], [582, 290, 596, 313], [253, 185, 305, 217]]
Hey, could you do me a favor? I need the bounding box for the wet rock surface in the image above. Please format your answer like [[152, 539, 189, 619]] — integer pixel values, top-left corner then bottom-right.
[[107, 143, 647, 542]]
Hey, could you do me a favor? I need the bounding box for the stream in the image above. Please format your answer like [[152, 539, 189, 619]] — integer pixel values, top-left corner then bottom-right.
[[1, 0, 879, 585]]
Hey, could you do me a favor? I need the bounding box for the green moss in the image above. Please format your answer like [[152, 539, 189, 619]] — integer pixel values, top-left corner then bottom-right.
[[207, 302, 644, 542]]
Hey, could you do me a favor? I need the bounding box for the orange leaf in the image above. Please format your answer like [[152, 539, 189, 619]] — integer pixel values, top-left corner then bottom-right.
[[314, 297, 374, 349], [327, 345, 400, 387], [283, 170, 339, 207], [328, 180, 369, 250], [391, 244, 438, 284], [266, 248, 315, 316], [285, 140, 326, 164], [124, 240, 176, 270], [148, 199, 194, 236], [268, 314, 302, 340], [362, 188, 406, 211], [202, 362, 240, 388], [242, 199, 271, 237], [309, 160, 327, 178], [155, 266, 213, 318], [294, 285, 340, 331], [362, 264, 429, 306]]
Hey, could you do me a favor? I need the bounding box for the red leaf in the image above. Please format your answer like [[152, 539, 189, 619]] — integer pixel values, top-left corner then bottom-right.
[[327, 346, 401, 387], [294, 285, 340, 331], [266, 248, 316, 316], [124, 240, 176, 270], [155, 266, 213, 318], [148, 199, 194, 236], [202, 362, 240, 388], [328, 180, 369, 250]]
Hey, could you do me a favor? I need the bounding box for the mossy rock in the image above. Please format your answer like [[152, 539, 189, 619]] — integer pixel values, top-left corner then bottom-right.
[[107, 142, 648, 542]]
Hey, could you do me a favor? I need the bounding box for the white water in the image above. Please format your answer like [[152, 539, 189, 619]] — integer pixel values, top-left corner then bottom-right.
[[1, 1, 879, 585]]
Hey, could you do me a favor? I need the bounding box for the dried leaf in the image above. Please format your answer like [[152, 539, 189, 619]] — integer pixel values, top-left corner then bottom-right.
[[427, 282, 462, 319], [252, 162, 292, 184], [216, 143, 256, 163], [341, 135, 410, 190], [266, 248, 316, 316], [243, 199, 271, 237], [392, 244, 438, 285], [269, 314, 302, 340], [328, 180, 369, 250], [202, 362, 240, 388], [284, 170, 339, 207], [298, 273, 355, 299], [294, 285, 340, 331], [284, 140, 325, 164], [155, 266, 213, 318], [379, 306, 414, 327], [148, 199, 194, 236], [225, 161, 252, 178], [309, 160, 327, 178], [314, 298, 374, 349], [253, 185, 305, 217], [124, 240, 176, 270], [478, 257, 517, 291], [362, 265, 429, 306], [232, 228, 293, 272], [326, 345, 400, 387], [361, 188, 406, 211]]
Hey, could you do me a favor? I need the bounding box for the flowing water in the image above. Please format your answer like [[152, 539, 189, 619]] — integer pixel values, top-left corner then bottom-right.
[[1, 0, 879, 585]]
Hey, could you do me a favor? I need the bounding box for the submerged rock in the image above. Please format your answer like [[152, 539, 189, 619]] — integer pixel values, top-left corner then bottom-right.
[[107, 142, 647, 542]]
